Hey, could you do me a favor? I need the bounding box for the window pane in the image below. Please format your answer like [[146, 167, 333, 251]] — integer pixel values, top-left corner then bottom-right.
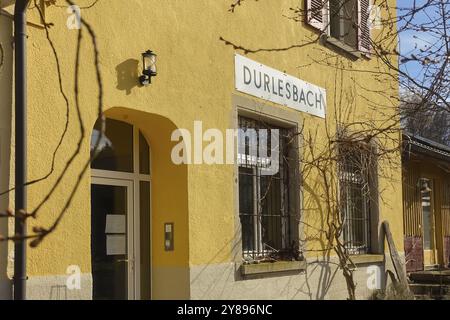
[[342, 0, 358, 48], [91, 184, 128, 300], [420, 181, 434, 250], [239, 167, 255, 253], [260, 174, 283, 251], [329, 0, 358, 49], [139, 131, 150, 175], [330, 0, 342, 39], [91, 118, 134, 172]]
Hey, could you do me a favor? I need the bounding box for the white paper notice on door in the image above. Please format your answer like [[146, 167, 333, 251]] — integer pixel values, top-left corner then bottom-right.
[[105, 214, 126, 234], [106, 234, 126, 255]]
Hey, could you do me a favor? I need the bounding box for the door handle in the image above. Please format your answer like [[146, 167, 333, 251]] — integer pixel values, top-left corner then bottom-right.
[[115, 258, 135, 271], [116, 259, 129, 263]]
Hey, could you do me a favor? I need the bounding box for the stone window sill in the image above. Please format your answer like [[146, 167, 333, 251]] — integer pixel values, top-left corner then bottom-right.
[[240, 260, 306, 276], [321, 35, 370, 61], [348, 254, 384, 265]]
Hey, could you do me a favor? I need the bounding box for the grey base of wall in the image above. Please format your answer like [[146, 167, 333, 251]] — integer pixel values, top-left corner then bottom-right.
[[1, 254, 404, 300], [0, 279, 12, 300], [190, 257, 393, 300], [26, 274, 92, 300]]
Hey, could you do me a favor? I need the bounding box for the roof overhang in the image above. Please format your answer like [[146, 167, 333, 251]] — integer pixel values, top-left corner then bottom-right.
[[402, 132, 450, 171]]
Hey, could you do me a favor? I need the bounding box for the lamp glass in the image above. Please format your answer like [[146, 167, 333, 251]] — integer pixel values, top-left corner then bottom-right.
[[149, 54, 157, 74], [143, 51, 157, 76]]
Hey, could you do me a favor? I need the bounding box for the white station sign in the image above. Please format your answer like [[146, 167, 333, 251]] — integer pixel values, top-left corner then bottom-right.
[[235, 54, 326, 118]]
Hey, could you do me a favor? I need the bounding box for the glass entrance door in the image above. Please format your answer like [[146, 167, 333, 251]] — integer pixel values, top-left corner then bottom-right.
[[91, 178, 134, 300], [90, 118, 152, 299]]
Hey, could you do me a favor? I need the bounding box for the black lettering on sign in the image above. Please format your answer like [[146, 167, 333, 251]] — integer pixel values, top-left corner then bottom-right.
[[293, 85, 298, 101], [271, 76, 278, 96], [243, 66, 252, 85], [286, 82, 291, 99], [316, 93, 323, 109], [278, 79, 284, 98], [299, 89, 306, 105], [307, 91, 314, 107], [264, 74, 270, 92], [254, 70, 262, 88]]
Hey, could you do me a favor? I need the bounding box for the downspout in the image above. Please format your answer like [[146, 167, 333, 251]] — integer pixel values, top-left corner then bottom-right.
[[13, 0, 30, 300]]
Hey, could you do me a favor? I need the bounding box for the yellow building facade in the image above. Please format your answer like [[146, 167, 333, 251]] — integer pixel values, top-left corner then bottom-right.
[[0, 0, 402, 300]]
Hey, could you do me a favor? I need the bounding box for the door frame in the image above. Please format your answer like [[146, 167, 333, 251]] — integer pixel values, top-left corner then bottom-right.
[[91, 176, 139, 299], [90, 123, 152, 299]]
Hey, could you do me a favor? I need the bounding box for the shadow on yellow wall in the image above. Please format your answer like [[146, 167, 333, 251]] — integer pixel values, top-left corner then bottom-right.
[[115, 59, 140, 95]]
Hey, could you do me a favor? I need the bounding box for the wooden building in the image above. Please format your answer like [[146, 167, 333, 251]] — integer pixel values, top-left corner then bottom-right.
[[402, 133, 450, 272]]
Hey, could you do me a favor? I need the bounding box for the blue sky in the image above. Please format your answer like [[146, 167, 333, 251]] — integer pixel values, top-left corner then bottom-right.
[[397, 1, 445, 83]]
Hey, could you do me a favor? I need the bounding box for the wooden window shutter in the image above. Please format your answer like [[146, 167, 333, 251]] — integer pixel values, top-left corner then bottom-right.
[[358, 0, 371, 54], [306, 0, 326, 31]]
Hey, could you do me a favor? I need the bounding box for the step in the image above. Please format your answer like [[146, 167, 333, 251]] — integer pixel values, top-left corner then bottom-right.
[[409, 270, 450, 284], [424, 264, 440, 271], [414, 294, 450, 300], [409, 283, 450, 296]]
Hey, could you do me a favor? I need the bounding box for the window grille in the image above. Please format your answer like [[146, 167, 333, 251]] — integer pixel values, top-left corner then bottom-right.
[[339, 144, 374, 255], [238, 116, 297, 262]]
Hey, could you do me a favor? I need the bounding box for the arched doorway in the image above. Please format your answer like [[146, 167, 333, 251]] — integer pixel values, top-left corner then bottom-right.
[[90, 118, 151, 300]]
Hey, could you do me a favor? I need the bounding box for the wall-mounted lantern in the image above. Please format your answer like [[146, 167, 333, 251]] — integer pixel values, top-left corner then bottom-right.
[[418, 178, 432, 193], [139, 50, 157, 86]]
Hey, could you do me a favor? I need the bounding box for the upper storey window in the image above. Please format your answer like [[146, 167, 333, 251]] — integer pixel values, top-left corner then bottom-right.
[[306, 0, 372, 55]]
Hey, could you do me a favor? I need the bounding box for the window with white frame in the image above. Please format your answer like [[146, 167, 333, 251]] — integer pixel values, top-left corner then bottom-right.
[[306, 0, 372, 54], [238, 116, 299, 262], [338, 142, 376, 255]]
